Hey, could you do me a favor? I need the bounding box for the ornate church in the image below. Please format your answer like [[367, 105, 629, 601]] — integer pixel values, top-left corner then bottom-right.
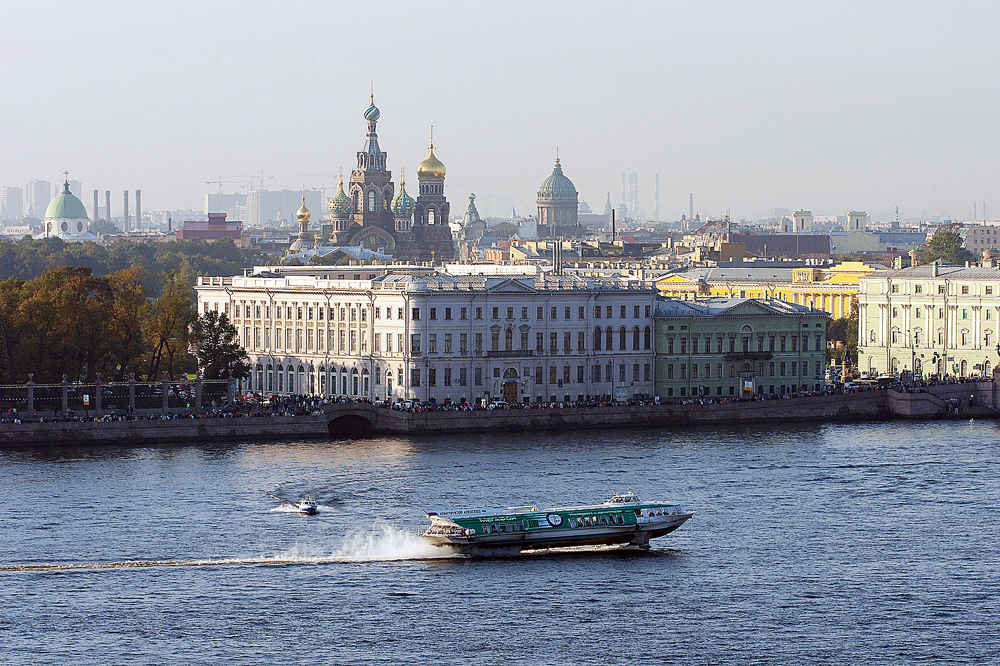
[[326, 95, 455, 263]]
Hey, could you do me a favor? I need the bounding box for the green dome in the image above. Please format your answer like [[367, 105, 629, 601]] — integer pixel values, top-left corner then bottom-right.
[[537, 158, 577, 199], [45, 181, 89, 220], [328, 178, 352, 217], [391, 184, 415, 216]]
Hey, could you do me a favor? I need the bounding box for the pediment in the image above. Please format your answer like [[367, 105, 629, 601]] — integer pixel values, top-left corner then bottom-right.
[[485, 278, 537, 293]]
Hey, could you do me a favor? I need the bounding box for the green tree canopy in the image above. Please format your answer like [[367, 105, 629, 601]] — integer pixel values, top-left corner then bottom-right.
[[925, 230, 976, 264], [195, 310, 249, 380]]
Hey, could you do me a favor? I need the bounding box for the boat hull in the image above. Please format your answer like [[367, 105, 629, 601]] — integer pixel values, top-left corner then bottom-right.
[[422, 513, 692, 555]]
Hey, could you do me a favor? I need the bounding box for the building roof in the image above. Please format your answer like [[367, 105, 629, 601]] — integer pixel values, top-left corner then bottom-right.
[[655, 297, 825, 318], [864, 263, 1000, 280]]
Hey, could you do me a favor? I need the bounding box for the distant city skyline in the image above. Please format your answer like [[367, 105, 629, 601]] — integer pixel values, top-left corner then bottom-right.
[[3, 1, 1000, 222]]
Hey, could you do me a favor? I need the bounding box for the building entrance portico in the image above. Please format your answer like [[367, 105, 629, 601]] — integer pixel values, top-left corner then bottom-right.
[[502, 367, 519, 403]]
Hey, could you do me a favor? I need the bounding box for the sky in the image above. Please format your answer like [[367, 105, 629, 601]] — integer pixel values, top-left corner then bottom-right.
[[3, 0, 1000, 222]]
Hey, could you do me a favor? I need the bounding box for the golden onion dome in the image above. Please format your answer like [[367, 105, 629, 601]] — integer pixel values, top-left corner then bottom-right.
[[296, 197, 311, 223], [417, 145, 446, 179]]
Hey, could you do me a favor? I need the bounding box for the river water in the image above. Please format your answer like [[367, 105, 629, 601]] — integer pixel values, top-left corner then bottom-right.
[[1, 420, 998, 665]]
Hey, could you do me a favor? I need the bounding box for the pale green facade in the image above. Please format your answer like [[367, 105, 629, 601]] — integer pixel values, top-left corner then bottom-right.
[[654, 298, 828, 399]]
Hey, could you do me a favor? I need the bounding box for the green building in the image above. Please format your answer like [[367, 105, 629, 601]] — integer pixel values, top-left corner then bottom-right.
[[654, 298, 828, 399]]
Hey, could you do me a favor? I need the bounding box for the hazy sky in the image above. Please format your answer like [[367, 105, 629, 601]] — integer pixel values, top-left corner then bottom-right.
[[3, 1, 1000, 221]]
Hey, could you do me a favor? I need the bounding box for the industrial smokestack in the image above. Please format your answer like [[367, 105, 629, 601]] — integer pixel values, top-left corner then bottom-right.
[[689, 193, 694, 221], [123, 190, 129, 232], [135, 190, 141, 231], [654, 174, 659, 222], [621, 173, 626, 206], [105, 191, 111, 228], [93, 190, 99, 222]]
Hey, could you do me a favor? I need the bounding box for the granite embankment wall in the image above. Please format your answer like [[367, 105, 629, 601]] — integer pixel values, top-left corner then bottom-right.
[[0, 415, 330, 448], [1, 383, 995, 447]]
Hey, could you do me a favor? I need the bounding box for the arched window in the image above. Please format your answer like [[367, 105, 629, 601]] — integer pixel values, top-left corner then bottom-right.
[[643, 326, 651, 350], [619, 327, 627, 350], [368, 191, 376, 212], [362, 368, 370, 396], [594, 327, 602, 351], [352, 368, 359, 395], [961, 330, 969, 346], [428, 208, 436, 224], [632, 326, 640, 350], [354, 192, 360, 212], [606, 327, 614, 351], [505, 328, 513, 351]]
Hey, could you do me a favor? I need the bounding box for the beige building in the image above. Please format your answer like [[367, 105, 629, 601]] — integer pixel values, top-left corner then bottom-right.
[[857, 262, 1000, 378]]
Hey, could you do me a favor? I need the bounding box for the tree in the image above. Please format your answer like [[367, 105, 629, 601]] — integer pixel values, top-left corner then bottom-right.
[[90, 219, 120, 236], [195, 310, 249, 380], [142, 271, 196, 380], [827, 298, 859, 365], [925, 230, 976, 264]]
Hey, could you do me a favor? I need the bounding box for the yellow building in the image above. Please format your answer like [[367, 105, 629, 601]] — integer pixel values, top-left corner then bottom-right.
[[655, 261, 882, 320]]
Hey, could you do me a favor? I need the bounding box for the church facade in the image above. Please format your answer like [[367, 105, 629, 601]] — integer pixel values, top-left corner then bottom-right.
[[327, 96, 455, 263]]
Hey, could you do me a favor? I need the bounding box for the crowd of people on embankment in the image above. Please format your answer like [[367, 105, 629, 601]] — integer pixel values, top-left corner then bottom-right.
[[0, 376, 992, 424]]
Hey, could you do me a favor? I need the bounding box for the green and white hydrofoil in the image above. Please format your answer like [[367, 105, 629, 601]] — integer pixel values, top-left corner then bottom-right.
[[420, 491, 692, 555]]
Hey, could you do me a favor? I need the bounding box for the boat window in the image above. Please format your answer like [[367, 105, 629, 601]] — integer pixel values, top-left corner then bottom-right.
[[600, 516, 608, 526], [498, 523, 506, 533], [568, 518, 576, 528], [617, 515, 624, 525]]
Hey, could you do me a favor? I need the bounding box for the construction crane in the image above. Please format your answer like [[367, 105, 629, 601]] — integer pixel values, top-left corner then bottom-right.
[[205, 178, 237, 193], [228, 171, 275, 191], [297, 174, 339, 203]]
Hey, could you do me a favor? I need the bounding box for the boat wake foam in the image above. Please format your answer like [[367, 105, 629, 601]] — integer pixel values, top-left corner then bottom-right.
[[0, 523, 458, 573]]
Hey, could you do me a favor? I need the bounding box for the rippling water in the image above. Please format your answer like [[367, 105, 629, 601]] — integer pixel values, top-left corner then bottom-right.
[[2, 420, 999, 665]]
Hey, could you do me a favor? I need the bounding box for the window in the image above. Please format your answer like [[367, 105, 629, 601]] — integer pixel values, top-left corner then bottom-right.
[[606, 306, 612, 318], [550, 332, 558, 352], [475, 307, 482, 320], [564, 332, 572, 352], [459, 367, 467, 386], [667, 364, 674, 379], [891, 284, 899, 293], [506, 307, 514, 320], [988, 287, 994, 295], [444, 334, 452, 353], [492, 307, 499, 320], [578, 365, 585, 383], [551, 307, 558, 319], [411, 369, 420, 387], [445, 307, 452, 320], [579, 306, 585, 319], [962, 286, 970, 295], [412, 307, 420, 321], [578, 331, 586, 352], [914, 285, 923, 294], [428, 369, 436, 386], [398, 308, 403, 319], [429, 307, 437, 320], [537, 332, 544, 352], [475, 333, 483, 353], [594, 305, 601, 318], [564, 307, 571, 320], [492, 331, 499, 350], [461, 307, 468, 320], [443, 368, 452, 386], [475, 367, 482, 386], [938, 285, 946, 294], [620, 305, 627, 318], [634, 305, 640, 318], [535, 367, 543, 384], [411, 334, 421, 354], [460, 333, 468, 354], [537, 307, 544, 319], [594, 328, 602, 351], [645, 306, 651, 317], [521, 307, 528, 320]]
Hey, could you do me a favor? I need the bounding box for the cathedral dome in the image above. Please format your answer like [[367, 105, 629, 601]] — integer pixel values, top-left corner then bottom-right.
[[328, 177, 352, 217], [44, 181, 89, 220], [417, 145, 446, 179], [537, 158, 577, 199]]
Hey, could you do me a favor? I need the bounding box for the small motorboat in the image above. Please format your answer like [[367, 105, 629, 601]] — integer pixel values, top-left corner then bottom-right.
[[295, 497, 318, 515]]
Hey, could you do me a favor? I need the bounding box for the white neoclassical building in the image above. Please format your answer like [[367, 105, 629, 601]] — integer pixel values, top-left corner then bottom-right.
[[195, 266, 657, 403], [857, 262, 1000, 378]]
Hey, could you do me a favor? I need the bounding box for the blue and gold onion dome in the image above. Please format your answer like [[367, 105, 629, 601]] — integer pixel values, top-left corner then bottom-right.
[[329, 178, 352, 216], [392, 181, 416, 216], [537, 158, 577, 197]]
